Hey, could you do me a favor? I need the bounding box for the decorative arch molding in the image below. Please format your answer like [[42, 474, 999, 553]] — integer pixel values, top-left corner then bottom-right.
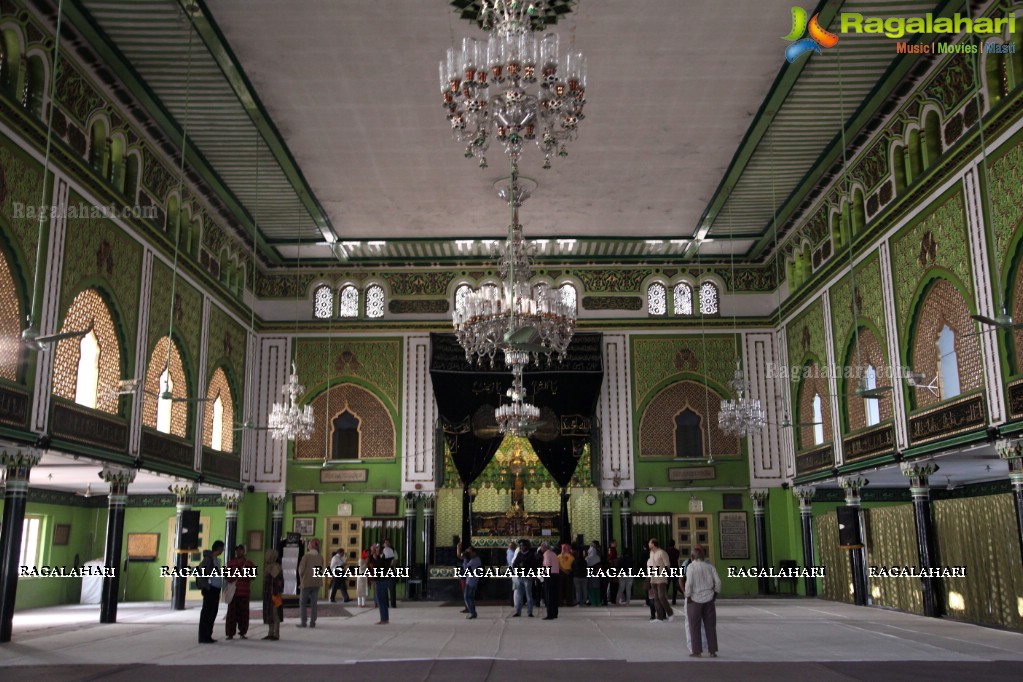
[[141, 335, 189, 438], [839, 325, 893, 432], [295, 382, 395, 461], [638, 379, 739, 459], [795, 356, 832, 451], [0, 229, 27, 383], [907, 276, 981, 410], [202, 366, 236, 452]]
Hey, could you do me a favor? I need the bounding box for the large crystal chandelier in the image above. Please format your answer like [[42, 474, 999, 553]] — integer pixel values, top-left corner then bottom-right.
[[451, 176, 577, 367], [718, 360, 766, 438], [440, 0, 586, 170], [495, 366, 541, 436], [268, 362, 315, 441]]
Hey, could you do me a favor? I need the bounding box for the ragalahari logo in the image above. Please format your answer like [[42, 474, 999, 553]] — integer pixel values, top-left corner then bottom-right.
[[783, 7, 839, 62]]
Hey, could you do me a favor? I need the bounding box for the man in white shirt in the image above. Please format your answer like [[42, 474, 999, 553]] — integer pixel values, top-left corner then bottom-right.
[[684, 545, 722, 657], [646, 538, 674, 622], [328, 549, 350, 603], [381, 539, 397, 608]]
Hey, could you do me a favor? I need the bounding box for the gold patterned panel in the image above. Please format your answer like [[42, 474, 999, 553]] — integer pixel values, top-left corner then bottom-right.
[[933, 494, 1023, 630], [202, 367, 235, 452], [864, 505, 923, 614], [141, 336, 188, 437], [815, 511, 854, 604], [52, 288, 121, 414], [295, 383, 395, 460], [0, 247, 21, 381]]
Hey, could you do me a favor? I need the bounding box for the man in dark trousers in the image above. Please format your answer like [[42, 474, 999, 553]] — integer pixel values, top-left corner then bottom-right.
[[540, 542, 560, 620], [196, 540, 225, 643], [666, 539, 681, 605]]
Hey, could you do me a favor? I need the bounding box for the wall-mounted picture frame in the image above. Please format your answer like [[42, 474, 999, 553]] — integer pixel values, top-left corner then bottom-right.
[[722, 493, 744, 510], [292, 493, 318, 514], [718, 511, 749, 560], [52, 524, 71, 546], [293, 517, 316, 536], [373, 495, 399, 516], [247, 530, 264, 552], [127, 532, 160, 561]]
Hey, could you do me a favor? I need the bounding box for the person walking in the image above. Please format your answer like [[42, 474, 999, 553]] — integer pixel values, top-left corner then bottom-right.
[[356, 549, 370, 607], [615, 551, 634, 605], [329, 549, 351, 603], [296, 538, 324, 628], [584, 542, 601, 606], [262, 548, 284, 641], [646, 538, 674, 622], [196, 540, 224, 644], [666, 539, 681, 606], [512, 539, 535, 617], [462, 547, 482, 619], [685, 545, 722, 658], [224, 544, 255, 640]]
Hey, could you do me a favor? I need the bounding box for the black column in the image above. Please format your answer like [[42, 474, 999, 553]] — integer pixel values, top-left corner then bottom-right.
[[222, 492, 242, 555], [461, 485, 472, 546], [422, 494, 435, 600], [620, 493, 632, 554], [600, 494, 613, 549], [100, 466, 135, 623], [403, 493, 417, 599], [559, 487, 571, 543], [839, 476, 868, 606], [794, 486, 817, 597], [903, 463, 941, 618], [269, 493, 286, 552], [0, 448, 39, 643], [999, 444, 1023, 567], [751, 489, 769, 596], [170, 483, 196, 611]]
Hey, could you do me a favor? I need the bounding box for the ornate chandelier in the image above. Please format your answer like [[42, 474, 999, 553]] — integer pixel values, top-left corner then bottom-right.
[[268, 362, 315, 441], [718, 360, 766, 438], [495, 366, 541, 436], [439, 0, 586, 170], [451, 177, 577, 367]]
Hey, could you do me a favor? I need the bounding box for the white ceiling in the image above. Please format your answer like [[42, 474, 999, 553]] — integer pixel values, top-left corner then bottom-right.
[[27, 451, 230, 496], [205, 0, 797, 242]]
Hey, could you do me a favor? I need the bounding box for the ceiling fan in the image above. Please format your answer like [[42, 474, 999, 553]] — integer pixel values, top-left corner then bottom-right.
[[851, 377, 892, 400], [21, 318, 94, 352], [905, 371, 939, 397], [775, 413, 822, 430], [968, 306, 1023, 336], [75, 482, 106, 498], [138, 374, 212, 404]]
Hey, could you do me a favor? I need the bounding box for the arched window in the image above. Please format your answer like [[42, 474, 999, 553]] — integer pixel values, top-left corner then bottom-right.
[[908, 129, 923, 182], [338, 285, 359, 318], [108, 137, 125, 192], [142, 336, 188, 437], [203, 367, 234, 452], [1, 29, 21, 97], [74, 331, 100, 409], [647, 283, 666, 316], [88, 119, 108, 176], [124, 153, 140, 203], [313, 285, 333, 319], [937, 324, 960, 399], [559, 283, 577, 313], [674, 408, 702, 458], [52, 288, 122, 415], [156, 368, 173, 433], [365, 284, 385, 318], [924, 111, 941, 168], [24, 55, 44, 119], [332, 410, 360, 459], [699, 282, 719, 315], [864, 364, 880, 427], [0, 246, 23, 382], [673, 283, 693, 316], [166, 195, 179, 235], [812, 394, 825, 446], [893, 144, 907, 193], [852, 190, 865, 235], [988, 53, 1006, 107]]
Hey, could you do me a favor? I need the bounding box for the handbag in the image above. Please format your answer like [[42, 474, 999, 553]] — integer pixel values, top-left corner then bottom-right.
[[271, 594, 283, 608]]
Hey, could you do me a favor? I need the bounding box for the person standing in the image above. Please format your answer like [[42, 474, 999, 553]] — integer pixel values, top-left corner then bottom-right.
[[297, 538, 324, 628], [462, 547, 482, 619], [507, 540, 519, 610], [572, 544, 587, 606], [262, 548, 284, 641], [196, 540, 224, 644], [646, 538, 674, 622], [540, 542, 560, 620], [557, 544, 574, 606], [605, 540, 619, 606], [512, 539, 534, 617], [225, 544, 255, 640], [666, 539, 681, 606], [329, 549, 351, 603], [381, 538, 398, 608], [615, 551, 633, 605], [684, 545, 722, 658]]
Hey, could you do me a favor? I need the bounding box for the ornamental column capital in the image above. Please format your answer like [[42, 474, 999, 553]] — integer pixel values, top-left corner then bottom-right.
[[793, 485, 816, 508]]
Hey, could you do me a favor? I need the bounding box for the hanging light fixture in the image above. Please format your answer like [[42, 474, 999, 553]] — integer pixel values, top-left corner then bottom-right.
[[440, 0, 586, 171], [495, 365, 541, 436], [268, 362, 315, 441], [718, 207, 766, 438]]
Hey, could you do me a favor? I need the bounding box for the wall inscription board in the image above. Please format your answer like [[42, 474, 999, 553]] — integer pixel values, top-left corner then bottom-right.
[[718, 511, 749, 560]]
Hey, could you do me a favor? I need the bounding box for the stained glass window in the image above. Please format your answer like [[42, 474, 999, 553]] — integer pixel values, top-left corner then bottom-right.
[[339, 285, 359, 318], [366, 284, 385, 318], [699, 282, 719, 315], [0, 247, 21, 381], [203, 367, 235, 452], [142, 336, 188, 437], [313, 285, 333, 319], [560, 284, 577, 312], [674, 283, 693, 316], [52, 288, 121, 415], [647, 283, 667, 316]]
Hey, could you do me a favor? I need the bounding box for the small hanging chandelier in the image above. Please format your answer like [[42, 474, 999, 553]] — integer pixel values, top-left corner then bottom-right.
[[268, 362, 315, 441], [718, 359, 766, 438], [495, 366, 541, 436]]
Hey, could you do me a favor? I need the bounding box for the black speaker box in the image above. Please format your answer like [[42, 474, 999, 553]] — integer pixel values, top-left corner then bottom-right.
[[836, 506, 862, 548], [179, 510, 201, 550]]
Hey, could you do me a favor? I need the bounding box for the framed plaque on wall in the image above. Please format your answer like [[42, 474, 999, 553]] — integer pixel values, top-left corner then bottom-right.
[[718, 511, 749, 560]]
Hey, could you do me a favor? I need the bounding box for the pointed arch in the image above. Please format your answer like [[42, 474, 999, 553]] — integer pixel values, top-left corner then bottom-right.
[[51, 288, 122, 415], [908, 277, 980, 410], [142, 335, 189, 437], [203, 366, 235, 452], [0, 240, 24, 382], [647, 282, 667, 316], [365, 283, 385, 318]]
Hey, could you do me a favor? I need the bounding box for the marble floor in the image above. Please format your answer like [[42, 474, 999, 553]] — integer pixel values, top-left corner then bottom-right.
[[1, 598, 1022, 680]]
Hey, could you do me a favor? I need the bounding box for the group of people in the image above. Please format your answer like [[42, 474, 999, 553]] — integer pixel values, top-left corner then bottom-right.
[[456, 537, 721, 657]]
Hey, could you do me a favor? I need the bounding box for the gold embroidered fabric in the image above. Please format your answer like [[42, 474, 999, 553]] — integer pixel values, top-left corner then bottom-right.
[[864, 505, 923, 614], [815, 511, 854, 603]]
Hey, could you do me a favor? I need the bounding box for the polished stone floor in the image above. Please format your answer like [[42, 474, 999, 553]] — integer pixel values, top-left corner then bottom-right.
[[1, 598, 1022, 680]]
